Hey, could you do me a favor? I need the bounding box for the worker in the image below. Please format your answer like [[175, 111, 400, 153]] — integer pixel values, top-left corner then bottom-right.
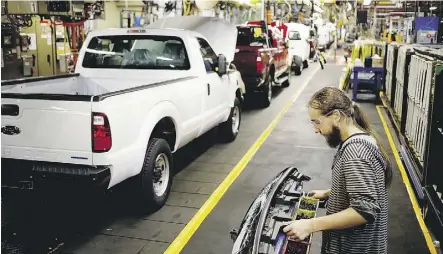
[[283, 87, 392, 254], [313, 47, 326, 69]]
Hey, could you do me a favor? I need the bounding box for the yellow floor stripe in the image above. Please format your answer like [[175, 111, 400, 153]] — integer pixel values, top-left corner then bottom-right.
[[164, 63, 322, 254], [376, 105, 437, 254]]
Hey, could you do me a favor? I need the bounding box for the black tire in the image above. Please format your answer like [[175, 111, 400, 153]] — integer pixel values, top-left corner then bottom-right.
[[303, 60, 309, 69], [282, 67, 291, 88], [136, 138, 173, 213], [293, 56, 303, 76], [259, 67, 274, 108], [260, 81, 272, 108], [219, 97, 241, 142]]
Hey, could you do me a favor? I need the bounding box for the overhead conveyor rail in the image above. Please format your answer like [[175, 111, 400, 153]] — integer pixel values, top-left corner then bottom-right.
[[381, 42, 443, 247]]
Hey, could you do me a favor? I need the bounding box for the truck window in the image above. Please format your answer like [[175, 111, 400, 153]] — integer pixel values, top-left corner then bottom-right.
[[82, 35, 190, 70], [196, 37, 218, 73], [236, 27, 267, 46], [288, 31, 301, 40]]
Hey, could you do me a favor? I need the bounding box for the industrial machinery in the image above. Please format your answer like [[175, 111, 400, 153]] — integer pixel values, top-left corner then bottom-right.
[[1, 1, 88, 79], [231, 167, 325, 254]]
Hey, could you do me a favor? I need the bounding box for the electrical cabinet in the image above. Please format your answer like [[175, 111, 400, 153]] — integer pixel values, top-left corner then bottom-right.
[[2, 1, 80, 78], [5, 1, 72, 15], [3, 1, 39, 14], [19, 16, 57, 77]]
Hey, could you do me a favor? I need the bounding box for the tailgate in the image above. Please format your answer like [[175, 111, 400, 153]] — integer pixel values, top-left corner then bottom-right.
[[1, 98, 94, 165], [234, 46, 261, 77]]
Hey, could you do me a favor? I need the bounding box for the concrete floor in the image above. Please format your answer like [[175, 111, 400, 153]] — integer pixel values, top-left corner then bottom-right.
[[180, 65, 430, 254], [1, 57, 430, 254]]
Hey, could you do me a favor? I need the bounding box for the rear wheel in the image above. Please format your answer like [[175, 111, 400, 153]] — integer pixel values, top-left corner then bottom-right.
[[260, 67, 274, 108], [136, 138, 173, 213], [260, 80, 272, 108], [292, 56, 303, 76]]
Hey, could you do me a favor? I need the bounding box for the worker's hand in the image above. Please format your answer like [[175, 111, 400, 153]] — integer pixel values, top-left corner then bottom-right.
[[283, 219, 315, 241], [308, 189, 330, 200]]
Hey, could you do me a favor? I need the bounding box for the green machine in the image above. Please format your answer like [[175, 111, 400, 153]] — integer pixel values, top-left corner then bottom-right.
[[2, 1, 79, 79]]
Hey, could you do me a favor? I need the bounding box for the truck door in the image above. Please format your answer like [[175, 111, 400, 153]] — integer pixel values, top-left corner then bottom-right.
[[195, 37, 225, 134]]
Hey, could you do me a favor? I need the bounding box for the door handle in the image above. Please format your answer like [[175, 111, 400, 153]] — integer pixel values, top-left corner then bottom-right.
[[47, 54, 51, 65], [207, 83, 210, 95]]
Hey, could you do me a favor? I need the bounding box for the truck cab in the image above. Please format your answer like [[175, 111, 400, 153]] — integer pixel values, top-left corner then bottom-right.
[[233, 20, 290, 108]]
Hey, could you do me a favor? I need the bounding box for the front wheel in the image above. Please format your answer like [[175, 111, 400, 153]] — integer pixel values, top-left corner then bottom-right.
[[136, 138, 173, 213], [218, 97, 241, 142], [282, 67, 291, 88]]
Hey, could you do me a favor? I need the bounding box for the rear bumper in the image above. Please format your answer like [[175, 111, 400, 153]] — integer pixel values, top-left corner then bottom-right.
[[242, 75, 266, 93], [1, 158, 111, 192]]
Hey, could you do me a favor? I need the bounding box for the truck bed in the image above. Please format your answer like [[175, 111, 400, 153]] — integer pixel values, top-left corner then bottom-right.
[[1, 73, 195, 166], [2, 73, 109, 98], [1, 73, 190, 100]]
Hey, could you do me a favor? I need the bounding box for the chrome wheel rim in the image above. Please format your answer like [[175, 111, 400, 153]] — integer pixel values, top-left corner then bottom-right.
[[231, 105, 240, 134], [153, 153, 169, 197]]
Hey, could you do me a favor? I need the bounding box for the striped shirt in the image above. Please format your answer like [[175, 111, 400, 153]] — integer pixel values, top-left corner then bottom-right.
[[321, 133, 388, 254]]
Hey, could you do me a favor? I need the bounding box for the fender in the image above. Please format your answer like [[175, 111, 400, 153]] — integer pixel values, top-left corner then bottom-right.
[[221, 72, 241, 122], [228, 73, 239, 106], [106, 100, 180, 188], [139, 100, 181, 153]]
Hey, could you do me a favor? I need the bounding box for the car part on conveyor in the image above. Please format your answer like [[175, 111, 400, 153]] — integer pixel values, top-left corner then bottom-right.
[[231, 167, 326, 254]]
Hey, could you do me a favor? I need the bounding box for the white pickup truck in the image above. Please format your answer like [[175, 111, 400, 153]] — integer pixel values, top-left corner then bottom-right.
[[1, 16, 244, 212]]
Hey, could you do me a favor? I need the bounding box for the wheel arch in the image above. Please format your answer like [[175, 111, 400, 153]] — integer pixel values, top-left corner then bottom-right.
[[125, 101, 180, 181], [141, 101, 180, 152]]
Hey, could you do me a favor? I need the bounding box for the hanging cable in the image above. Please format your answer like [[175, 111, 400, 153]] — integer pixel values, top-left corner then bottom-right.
[[183, 0, 192, 16], [283, 0, 292, 21]]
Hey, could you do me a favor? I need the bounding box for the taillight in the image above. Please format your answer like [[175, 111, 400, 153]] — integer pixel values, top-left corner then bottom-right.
[[92, 112, 112, 152], [256, 51, 263, 72]]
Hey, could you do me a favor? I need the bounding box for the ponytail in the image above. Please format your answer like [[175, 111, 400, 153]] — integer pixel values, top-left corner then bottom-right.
[[352, 102, 393, 188], [352, 102, 371, 133]]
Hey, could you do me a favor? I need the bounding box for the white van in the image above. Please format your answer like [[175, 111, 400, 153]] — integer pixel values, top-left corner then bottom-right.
[[285, 23, 311, 75]]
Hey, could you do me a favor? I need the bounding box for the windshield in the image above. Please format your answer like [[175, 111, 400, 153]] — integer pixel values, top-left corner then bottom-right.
[[288, 31, 301, 40], [82, 35, 190, 70], [236, 27, 267, 46]]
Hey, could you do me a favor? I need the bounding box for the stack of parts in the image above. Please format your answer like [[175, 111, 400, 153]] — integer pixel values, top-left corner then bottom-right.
[[258, 182, 320, 254], [230, 167, 325, 254]]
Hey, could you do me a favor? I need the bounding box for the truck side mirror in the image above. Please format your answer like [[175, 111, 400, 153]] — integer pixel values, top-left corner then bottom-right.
[[217, 54, 227, 76]]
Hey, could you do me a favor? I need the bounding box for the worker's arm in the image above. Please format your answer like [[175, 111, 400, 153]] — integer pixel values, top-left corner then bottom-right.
[[309, 189, 331, 200], [311, 207, 367, 232]]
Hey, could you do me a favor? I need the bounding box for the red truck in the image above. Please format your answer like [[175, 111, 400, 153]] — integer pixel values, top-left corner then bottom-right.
[[233, 20, 290, 108]]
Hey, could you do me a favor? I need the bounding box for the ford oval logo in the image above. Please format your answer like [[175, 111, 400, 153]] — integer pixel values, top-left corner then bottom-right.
[[1, 125, 21, 135]]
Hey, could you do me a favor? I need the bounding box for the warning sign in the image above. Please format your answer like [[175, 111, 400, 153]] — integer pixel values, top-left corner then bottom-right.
[[417, 30, 436, 43]]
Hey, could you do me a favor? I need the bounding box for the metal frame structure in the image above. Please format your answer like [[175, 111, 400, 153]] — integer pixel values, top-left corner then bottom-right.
[[382, 42, 443, 245]]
